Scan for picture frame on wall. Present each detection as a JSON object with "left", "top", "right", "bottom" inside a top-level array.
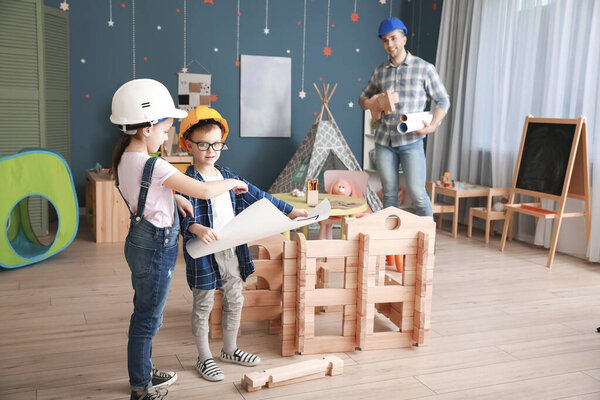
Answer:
[{"left": 240, "top": 54, "right": 291, "bottom": 138}]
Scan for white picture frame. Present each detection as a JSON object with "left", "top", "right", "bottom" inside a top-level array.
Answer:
[{"left": 240, "top": 54, "right": 291, "bottom": 138}]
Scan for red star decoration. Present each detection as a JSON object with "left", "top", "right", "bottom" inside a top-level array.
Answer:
[
  {"left": 357, "top": 77, "right": 362, "bottom": 82},
  {"left": 211, "top": 94, "right": 217, "bottom": 102},
  {"left": 121, "top": 3, "right": 125, "bottom": 8},
  {"left": 237, "top": 12, "right": 242, "bottom": 16},
  {"left": 314, "top": 111, "right": 318, "bottom": 116},
  {"left": 143, "top": 56, "right": 148, "bottom": 61},
  {"left": 331, "top": 24, "right": 335, "bottom": 28},
  {"left": 323, "top": 46, "right": 332, "bottom": 56},
  {"left": 204, "top": 0, "right": 214, "bottom": 4},
  {"left": 319, "top": 77, "right": 323, "bottom": 81},
  {"left": 235, "top": 60, "right": 240, "bottom": 67},
  {"left": 351, "top": 12, "right": 359, "bottom": 22},
  {"left": 85, "top": 93, "right": 90, "bottom": 99},
  {"left": 432, "top": 2, "right": 438, "bottom": 11},
  {"left": 297, "top": 21, "right": 302, "bottom": 26},
  {"left": 176, "top": 8, "right": 180, "bottom": 13}
]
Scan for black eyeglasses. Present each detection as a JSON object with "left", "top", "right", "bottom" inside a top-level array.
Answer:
[{"left": 187, "top": 140, "right": 228, "bottom": 151}]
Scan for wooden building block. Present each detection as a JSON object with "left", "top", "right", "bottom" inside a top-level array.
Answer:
[{"left": 241, "top": 356, "right": 344, "bottom": 392}]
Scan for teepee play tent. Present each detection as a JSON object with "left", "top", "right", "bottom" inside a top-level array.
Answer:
[{"left": 269, "top": 83, "right": 383, "bottom": 211}]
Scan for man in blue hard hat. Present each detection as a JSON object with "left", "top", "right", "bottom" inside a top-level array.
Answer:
[{"left": 359, "top": 17, "right": 450, "bottom": 216}]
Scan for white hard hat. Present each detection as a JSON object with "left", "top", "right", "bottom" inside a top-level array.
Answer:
[{"left": 110, "top": 78, "right": 188, "bottom": 134}]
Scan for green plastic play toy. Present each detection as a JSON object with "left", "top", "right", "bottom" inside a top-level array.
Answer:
[{"left": 1, "top": 149, "right": 78, "bottom": 269}]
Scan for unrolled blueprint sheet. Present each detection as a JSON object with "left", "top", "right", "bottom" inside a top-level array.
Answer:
[{"left": 186, "top": 198, "right": 331, "bottom": 259}]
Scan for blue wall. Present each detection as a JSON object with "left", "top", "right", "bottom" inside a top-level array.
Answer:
[{"left": 43, "top": 0, "right": 442, "bottom": 203}]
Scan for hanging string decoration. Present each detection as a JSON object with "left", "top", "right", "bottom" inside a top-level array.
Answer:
[
  {"left": 323, "top": 0, "right": 332, "bottom": 56},
  {"left": 299, "top": 0, "right": 307, "bottom": 98},
  {"left": 264, "top": 0, "right": 270, "bottom": 34},
  {"left": 181, "top": 0, "right": 188, "bottom": 72},
  {"left": 132, "top": 0, "right": 136, "bottom": 78},
  {"left": 235, "top": 0, "right": 241, "bottom": 67},
  {"left": 351, "top": 0, "right": 359, "bottom": 22},
  {"left": 108, "top": 0, "right": 114, "bottom": 26}
]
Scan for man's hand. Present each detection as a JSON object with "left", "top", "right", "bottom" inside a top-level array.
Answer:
[
  {"left": 174, "top": 194, "right": 194, "bottom": 217},
  {"left": 415, "top": 119, "right": 438, "bottom": 135},
  {"left": 288, "top": 208, "right": 309, "bottom": 219},
  {"left": 189, "top": 223, "right": 219, "bottom": 244},
  {"left": 361, "top": 94, "right": 385, "bottom": 121}
]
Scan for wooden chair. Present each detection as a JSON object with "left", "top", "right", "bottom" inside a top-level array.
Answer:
[
  {"left": 467, "top": 188, "right": 512, "bottom": 243},
  {"left": 426, "top": 181, "right": 455, "bottom": 232}
]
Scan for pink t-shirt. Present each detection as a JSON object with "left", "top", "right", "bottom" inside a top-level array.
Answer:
[{"left": 117, "top": 152, "right": 178, "bottom": 228}]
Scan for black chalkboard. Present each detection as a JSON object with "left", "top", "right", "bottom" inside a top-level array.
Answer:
[{"left": 515, "top": 122, "right": 576, "bottom": 196}]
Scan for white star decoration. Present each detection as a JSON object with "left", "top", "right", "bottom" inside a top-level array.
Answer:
[
  {"left": 157, "top": 26, "right": 162, "bottom": 30},
  {"left": 348, "top": 102, "right": 354, "bottom": 108},
  {"left": 264, "top": 28, "right": 270, "bottom": 35},
  {"left": 108, "top": 20, "right": 115, "bottom": 27},
  {"left": 286, "top": 49, "right": 291, "bottom": 54},
  {"left": 356, "top": 48, "right": 360, "bottom": 52},
  {"left": 214, "top": 48, "right": 219, "bottom": 52},
  {"left": 59, "top": 1, "right": 69, "bottom": 11},
  {"left": 379, "top": 0, "right": 386, "bottom": 4},
  {"left": 299, "top": 91, "right": 306, "bottom": 99},
  {"left": 181, "top": 67, "right": 188, "bottom": 73},
  {"left": 80, "top": 59, "right": 86, "bottom": 64}
]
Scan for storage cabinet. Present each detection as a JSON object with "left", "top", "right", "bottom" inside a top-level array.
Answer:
[{"left": 85, "top": 171, "right": 130, "bottom": 243}]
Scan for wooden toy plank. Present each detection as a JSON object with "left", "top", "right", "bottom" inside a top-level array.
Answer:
[
  {"left": 301, "top": 337, "right": 356, "bottom": 354},
  {"left": 305, "top": 288, "right": 356, "bottom": 306},
  {"left": 367, "top": 285, "right": 415, "bottom": 303},
  {"left": 363, "top": 331, "right": 413, "bottom": 350}
]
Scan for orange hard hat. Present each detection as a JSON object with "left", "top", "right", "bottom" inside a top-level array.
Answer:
[{"left": 179, "top": 106, "right": 229, "bottom": 151}]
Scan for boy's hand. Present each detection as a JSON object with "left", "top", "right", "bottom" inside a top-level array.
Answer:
[
  {"left": 174, "top": 194, "right": 194, "bottom": 217},
  {"left": 232, "top": 179, "right": 248, "bottom": 194},
  {"left": 189, "top": 223, "right": 219, "bottom": 244},
  {"left": 288, "top": 208, "right": 309, "bottom": 219}
]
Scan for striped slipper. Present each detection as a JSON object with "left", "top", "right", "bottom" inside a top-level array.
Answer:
[
  {"left": 195, "top": 358, "right": 224, "bottom": 382},
  {"left": 220, "top": 348, "right": 261, "bottom": 367}
]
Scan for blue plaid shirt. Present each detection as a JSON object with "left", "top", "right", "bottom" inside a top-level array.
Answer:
[
  {"left": 361, "top": 53, "right": 450, "bottom": 147},
  {"left": 179, "top": 164, "right": 293, "bottom": 290}
]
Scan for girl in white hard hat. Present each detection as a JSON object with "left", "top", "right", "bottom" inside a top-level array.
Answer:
[{"left": 110, "top": 79, "right": 248, "bottom": 400}]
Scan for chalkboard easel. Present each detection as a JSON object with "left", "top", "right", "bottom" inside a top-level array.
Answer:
[{"left": 499, "top": 116, "right": 590, "bottom": 268}]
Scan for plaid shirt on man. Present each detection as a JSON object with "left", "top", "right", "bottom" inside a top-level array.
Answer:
[
  {"left": 361, "top": 52, "right": 450, "bottom": 147},
  {"left": 179, "top": 165, "right": 293, "bottom": 290}
]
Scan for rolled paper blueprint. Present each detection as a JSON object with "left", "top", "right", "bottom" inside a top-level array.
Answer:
[
  {"left": 400, "top": 111, "right": 434, "bottom": 122},
  {"left": 398, "top": 112, "right": 433, "bottom": 134}
]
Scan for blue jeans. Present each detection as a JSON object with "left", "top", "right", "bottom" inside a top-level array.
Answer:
[
  {"left": 375, "top": 139, "right": 432, "bottom": 217},
  {"left": 125, "top": 217, "right": 180, "bottom": 392}
]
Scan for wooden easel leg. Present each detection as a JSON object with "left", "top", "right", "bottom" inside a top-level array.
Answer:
[
  {"left": 484, "top": 219, "right": 491, "bottom": 244},
  {"left": 547, "top": 217, "right": 563, "bottom": 268},
  {"left": 499, "top": 209, "right": 513, "bottom": 251}
]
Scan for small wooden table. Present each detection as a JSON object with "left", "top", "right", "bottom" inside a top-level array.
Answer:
[
  {"left": 429, "top": 182, "right": 490, "bottom": 238},
  {"left": 272, "top": 193, "right": 368, "bottom": 238}
]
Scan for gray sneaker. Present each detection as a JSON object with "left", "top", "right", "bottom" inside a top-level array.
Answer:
[
  {"left": 151, "top": 369, "right": 177, "bottom": 388},
  {"left": 130, "top": 388, "right": 168, "bottom": 400}
]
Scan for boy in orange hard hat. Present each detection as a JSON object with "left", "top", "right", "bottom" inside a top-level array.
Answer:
[{"left": 177, "top": 106, "right": 307, "bottom": 382}]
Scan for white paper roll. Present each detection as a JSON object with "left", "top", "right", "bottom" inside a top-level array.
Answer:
[
  {"left": 400, "top": 111, "right": 433, "bottom": 122},
  {"left": 398, "top": 112, "right": 433, "bottom": 134}
]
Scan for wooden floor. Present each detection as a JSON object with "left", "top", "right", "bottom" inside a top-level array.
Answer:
[{"left": 1, "top": 222, "right": 600, "bottom": 400}]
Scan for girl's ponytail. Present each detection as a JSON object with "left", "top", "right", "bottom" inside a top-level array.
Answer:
[{"left": 111, "top": 134, "right": 132, "bottom": 178}]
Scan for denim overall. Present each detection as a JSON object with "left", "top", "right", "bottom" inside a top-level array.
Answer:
[{"left": 118, "top": 157, "right": 180, "bottom": 392}]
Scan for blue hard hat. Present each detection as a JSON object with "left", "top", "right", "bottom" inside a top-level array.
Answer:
[{"left": 378, "top": 17, "right": 407, "bottom": 37}]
